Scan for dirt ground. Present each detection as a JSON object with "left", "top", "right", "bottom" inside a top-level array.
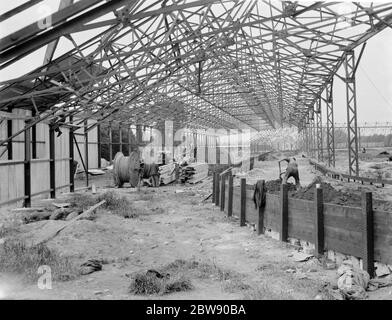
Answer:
[{"left": 1, "top": 151, "right": 392, "bottom": 300}]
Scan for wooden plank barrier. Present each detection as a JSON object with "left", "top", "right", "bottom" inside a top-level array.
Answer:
[{"left": 213, "top": 176, "right": 392, "bottom": 277}]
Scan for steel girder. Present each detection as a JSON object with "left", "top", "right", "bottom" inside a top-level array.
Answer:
[
  {"left": 315, "top": 98, "right": 323, "bottom": 162},
  {"left": 325, "top": 80, "right": 335, "bottom": 167},
  {"left": 1, "top": 1, "right": 392, "bottom": 134},
  {"left": 344, "top": 50, "right": 360, "bottom": 177}
]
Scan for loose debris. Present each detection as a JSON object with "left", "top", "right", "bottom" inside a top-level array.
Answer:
[
  {"left": 337, "top": 261, "right": 370, "bottom": 300},
  {"left": 80, "top": 259, "right": 103, "bottom": 275},
  {"left": 33, "top": 200, "right": 106, "bottom": 246},
  {"left": 180, "top": 163, "right": 208, "bottom": 184},
  {"left": 292, "top": 252, "right": 314, "bottom": 262},
  {"left": 159, "top": 163, "right": 177, "bottom": 185}
]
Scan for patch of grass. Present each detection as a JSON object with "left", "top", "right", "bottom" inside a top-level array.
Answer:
[
  {"left": 129, "top": 259, "right": 247, "bottom": 296},
  {"left": 98, "top": 191, "right": 137, "bottom": 218},
  {"left": 67, "top": 191, "right": 137, "bottom": 218},
  {"left": 162, "top": 259, "right": 235, "bottom": 281},
  {"left": 0, "top": 224, "right": 19, "bottom": 238},
  {"left": 68, "top": 193, "right": 97, "bottom": 210},
  {"left": 164, "top": 276, "right": 193, "bottom": 293},
  {"left": 223, "top": 277, "right": 251, "bottom": 293},
  {"left": 138, "top": 193, "right": 154, "bottom": 202},
  {"left": 129, "top": 273, "right": 164, "bottom": 295},
  {"left": 242, "top": 284, "right": 295, "bottom": 300},
  {"left": 0, "top": 239, "right": 78, "bottom": 283},
  {"left": 129, "top": 272, "right": 193, "bottom": 295}
]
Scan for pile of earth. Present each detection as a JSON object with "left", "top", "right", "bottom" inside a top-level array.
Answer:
[
  {"left": 265, "top": 179, "right": 297, "bottom": 193},
  {"left": 290, "top": 179, "right": 362, "bottom": 207},
  {"left": 265, "top": 178, "right": 392, "bottom": 211}
]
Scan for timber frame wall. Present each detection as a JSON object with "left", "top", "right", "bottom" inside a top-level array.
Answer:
[
  {"left": 0, "top": 109, "right": 98, "bottom": 207},
  {"left": 213, "top": 171, "right": 392, "bottom": 277}
]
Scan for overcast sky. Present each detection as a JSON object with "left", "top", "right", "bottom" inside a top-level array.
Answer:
[{"left": 1, "top": 0, "right": 392, "bottom": 126}]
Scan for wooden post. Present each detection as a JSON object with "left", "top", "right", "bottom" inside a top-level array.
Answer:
[
  {"left": 280, "top": 183, "right": 288, "bottom": 242},
  {"left": 315, "top": 185, "right": 324, "bottom": 256},
  {"left": 362, "top": 192, "right": 374, "bottom": 277},
  {"left": 240, "top": 178, "right": 246, "bottom": 226},
  {"left": 212, "top": 172, "right": 216, "bottom": 203},
  {"left": 228, "top": 174, "right": 233, "bottom": 217},
  {"left": 215, "top": 172, "right": 220, "bottom": 206},
  {"left": 49, "top": 124, "right": 56, "bottom": 199},
  {"left": 69, "top": 119, "right": 74, "bottom": 193},
  {"left": 24, "top": 121, "right": 31, "bottom": 208},
  {"left": 257, "top": 179, "right": 265, "bottom": 235},
  {"left": 220, "top": 173, "right": 225, "bottom": 211}
]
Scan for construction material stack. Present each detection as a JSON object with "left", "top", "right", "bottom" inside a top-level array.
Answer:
[
  {"left": 180, "top": 162, "right": 208, "bottom": 184},
  {"left": 159, "top": 163, "right": 177, "bottom": 185}
]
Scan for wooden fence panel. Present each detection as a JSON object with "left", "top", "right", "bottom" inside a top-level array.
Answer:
[
  {"left": 264, "top": 193, "right": 280, "bottom": 231},
  {"left": 287, "top": 198, "right": 314, "bottom": 243},
  {"left": 374, "top": 209, "right": 392, "bottom": 265},
  {"left": 324, "top": 203, "right": 363, "bottom": 257}
]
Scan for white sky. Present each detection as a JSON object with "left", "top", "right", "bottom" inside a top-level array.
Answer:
[{"left": 0, "top": 0, "right": 392, "bottom": 125}]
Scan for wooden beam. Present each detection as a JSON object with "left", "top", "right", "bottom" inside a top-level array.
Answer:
[
  {"left": 240, "top": 178, "right": 246, "bottom": 227},
  {"left": 228, "top": 174, "right": 233, "bottom": 217},
  {"left": 362, "top": 192, "right": 374, "bottom": 277},
  {"left": 280, "top": 183, "right": 288, "bottom": 242},
  {"left": 24, "top": 121, "right": 32, "bottom": 208},
  {"left": 314, "top": 185, "right": 324, "bottom": 256}
]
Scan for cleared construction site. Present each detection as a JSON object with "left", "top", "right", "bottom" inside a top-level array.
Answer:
[{"left": 0, "top": 0, "right": 392, "bottom": 301}]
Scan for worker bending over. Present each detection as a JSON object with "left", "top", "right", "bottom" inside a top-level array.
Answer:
[{"left": 279, "top": 157, "right": 300, "bottom": 190}]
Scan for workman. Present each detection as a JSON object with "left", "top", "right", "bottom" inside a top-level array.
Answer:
[{"left": 279, "top": 157, "right": 300, "bottom": 189}]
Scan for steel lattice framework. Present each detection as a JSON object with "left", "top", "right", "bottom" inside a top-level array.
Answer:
[{"left": 1, "top": 0, "right": 392, "bottom": 136}]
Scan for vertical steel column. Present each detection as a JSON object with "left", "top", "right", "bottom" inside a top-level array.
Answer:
[
  {"left": 315, "top": 98, "right": 323, "bottom": 162},
  {"left": 109, "top": 122, "right": 113, "bottom": 163},
  {"left": 97, "top": 124, "right": 101, "bottom": 168},
  {"left": 24, "top": 121, "right": 31, "bottom": 207},
  {"left": 309, "top": 108, "right": 314, "bottom": 158},
  {"left": 7, "top": 107, "right": 13, "bottom": 160},
  {"left": 119, "top": 124, "right": 123, "bottom": 153},
  {"left": 49, "top": 124, "right": 56, "bottom": 198},
  {"left": 128, "top": 126, "right": 131, "bottom": 155},
  {"left": 69, "top": 116, "right": 74, "bottom": 193},
  {"left": 31, "top": 110, "right": 37, "bottom": 159},
  {"left": 325, "top": 80, "right": 335, "bottom": 167},
  {"left": 344, "top": 50, "right": 359, "bottom": 177},
  {"left": 84, "top": 120, "right": 89, "bottom": 187}
]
